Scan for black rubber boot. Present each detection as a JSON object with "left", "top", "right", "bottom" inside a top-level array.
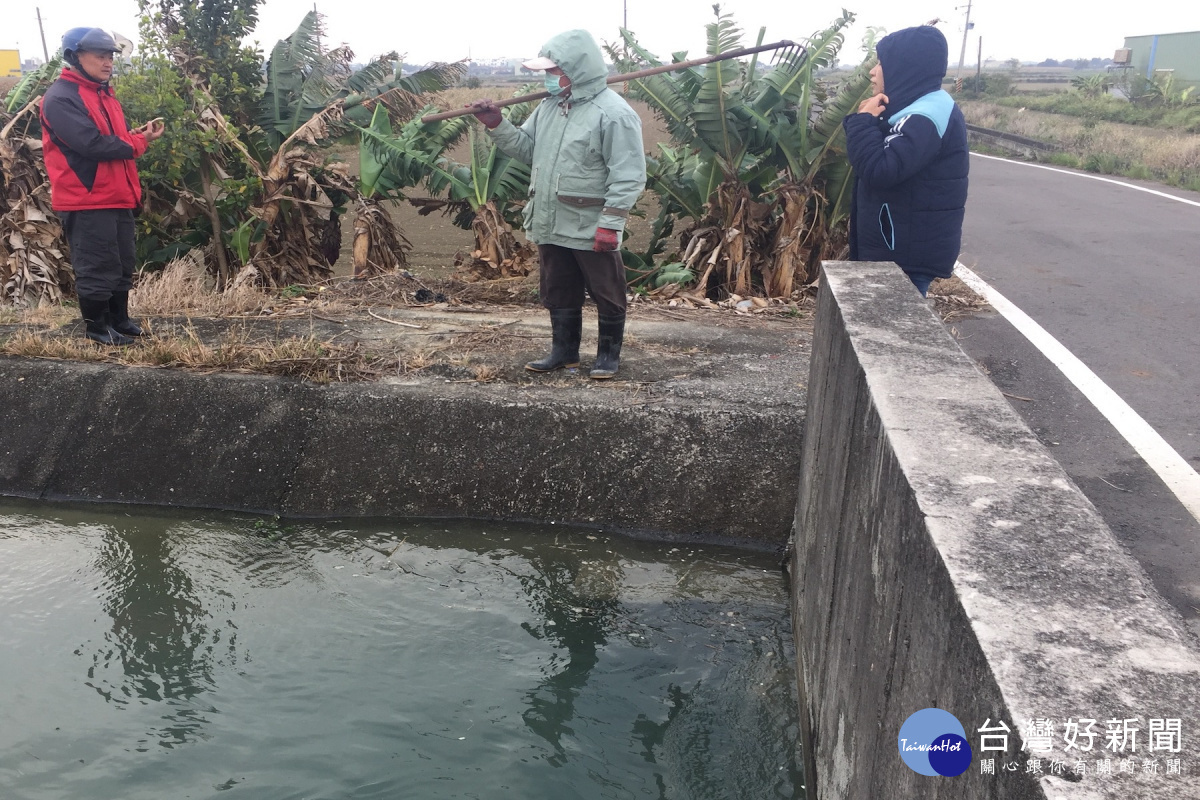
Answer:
[
  {"left": 589, "top": 314, "right": 625, "bottom": 380},
  {"left": 108, "top": 291, "right": 144, "bottom": 337},
  {"left": 525, "top": 308, "right": 582, "bottom": 372},
  {"left": 80, "top": 297, "right": 134, "bottom": 346}
]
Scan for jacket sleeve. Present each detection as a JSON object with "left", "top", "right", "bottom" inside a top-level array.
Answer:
[
  {"left": 41, "top": 92, "right": 143, "bottom": 162},
  {"left": 487, "top": 107, "right": 539, "bottom": 165},
  {"left": 843, "top": 112, "right": 942, "bottom": 190},
  {"left": 598, "top": 113, "right": 646, "bottom": 233}
]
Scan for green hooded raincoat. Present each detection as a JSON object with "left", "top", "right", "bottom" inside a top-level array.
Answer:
[{"left": 488, "top": 30, "right": 647, "bottom": 251}]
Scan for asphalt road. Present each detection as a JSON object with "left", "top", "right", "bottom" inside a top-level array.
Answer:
[{"left": 953, "top": 153, "right": 1200, "bottom": 638}]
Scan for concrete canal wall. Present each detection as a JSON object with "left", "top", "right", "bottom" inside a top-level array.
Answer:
[
  {"left": 792, "top": 262, "right": 1200, "bottom": 799},
  {"left": 0, "top": 326, "right": 804, "bottom": 547}
]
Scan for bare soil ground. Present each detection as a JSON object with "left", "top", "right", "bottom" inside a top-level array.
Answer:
[
  {"left": 0, "top": 271, "right": 818, "bottom": 392},
  {"left": 0, "top": 268, "right": 979, "bottom": 387}
]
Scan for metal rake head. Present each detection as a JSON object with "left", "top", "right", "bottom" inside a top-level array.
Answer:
[{"left": 768, "top": 40, "right": 807, "bottom": 67}]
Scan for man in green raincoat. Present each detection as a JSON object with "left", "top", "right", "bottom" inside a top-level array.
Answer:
[{"left": 470, "top": 29, "right": 646, "bottom": 379}]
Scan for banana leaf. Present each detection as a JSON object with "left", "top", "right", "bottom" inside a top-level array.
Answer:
[
  {"left": 615, "top": 31, "right": 698, "bottom": 146},
  {"left": 345, "top": 53, "right": 401, "bottom": 94},
  {"left": 692, "top": 10, "right": 746, "bottom": 168},
  {"left": 359, "top": 104, "right": 393, "bottom": 198},
  {"left": 753, "top": 11, "right": 853, "bottom": 116},
  {"left": 259, "top": 11, "right": 328, "bottom": 144},
  {"left": 806, "top": 58, "right": 875, "bottom": 182},
  {"left": 4, "top": 57, "right": 62, "bottom": 114}
]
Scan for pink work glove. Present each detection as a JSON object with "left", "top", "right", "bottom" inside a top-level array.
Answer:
[
  {"left": 468, "top": 99, "right": 503, "bottom": 129},
  {"left": 593, "top": 227, "right": 620, "bottom": 252}
]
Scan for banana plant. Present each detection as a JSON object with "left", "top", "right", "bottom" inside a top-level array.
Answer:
[
  {"left": 1071, "top": 73, "right": 1112, "bottom": 100},
  {"left": 610, "top": 8, "right": 874, "bottom": 298},
  {"left": 357, "top": 93, "right": 540, "bottom": 278},
  {"left": 243, "top": 11, "right": 467, "bottom": 280},
  {"left": 3, "top": 56, "right": 62, "bottom": 116},
  {"left": 428, "top": 126, "right": 535, "bottom": 276},
  {"left": 259, "top": 11, "right": 466, "bottom": 148},
  {"left": 349, "top": 103, "right": 471, "bottom": 277}
]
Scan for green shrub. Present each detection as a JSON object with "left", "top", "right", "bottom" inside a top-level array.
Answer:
[
  {"left": 960, "top": 73, "right": 1013, "bottom": 98},
  {"left": 1083, "top": 153, "right": 1130, "bottom": 174},
  {"left": 1121, "top": 164, "right": 1153, "bottom": 181},
  {"left": 1044, "top": 152, "right": 1081, "bottom": 169},
  {"left": 995, "top": 91, "right": 1199, "bottom": 131}
]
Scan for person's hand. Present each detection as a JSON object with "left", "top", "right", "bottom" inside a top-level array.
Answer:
[
  {"left": 136, "top": 118, "right": 166, "bottom": 142},
  {"left": 858, "top": 93, "right": 888, "bottom": 117},
  {"left": 467, "top": 99, "right": 502, "bottom": 129},
  {"left": 593, "top": 227, "right": 620, "bottom": 252}
]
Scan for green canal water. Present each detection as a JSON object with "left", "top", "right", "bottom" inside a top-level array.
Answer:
[{"left": 0, "top": 500, "right": 802, "bottom": 799}]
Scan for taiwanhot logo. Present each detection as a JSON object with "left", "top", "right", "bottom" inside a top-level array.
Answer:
[{"left": 898, "top": 708, "right": 973, "bottom": 777}]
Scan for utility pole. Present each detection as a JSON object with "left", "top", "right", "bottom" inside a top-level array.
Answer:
[
  {"left": 37, "top": 7, "right": 50, "bottom": 63},
  {"left": 623, "top": 0, "right": 627, "bottom": 30},
  {"left": 955, "top": 0, "right": 973, "bottom": 81},
  {"left": 976, "top": 36, "right": 982, "bottom": 84}
]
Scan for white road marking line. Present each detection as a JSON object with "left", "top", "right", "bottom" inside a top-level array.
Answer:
[
  {"left": 971, "top": 152, "right": 1200, "bottom": 208},
  {"left": 955, "top": 263, "right": 1200, "bottom": 526}
]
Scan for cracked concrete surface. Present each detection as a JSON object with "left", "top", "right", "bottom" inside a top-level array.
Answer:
[{"left": 792, "top": 262, "right": 1200, "bottom": 799}]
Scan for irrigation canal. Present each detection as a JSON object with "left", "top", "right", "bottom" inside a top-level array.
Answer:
[{"left": 0, "top": 499, "right": 803, "bottom": 798}]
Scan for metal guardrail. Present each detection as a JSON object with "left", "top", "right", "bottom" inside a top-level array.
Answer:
[{"left": 965, "top": 123, "right": 1060, "bottom": 156}]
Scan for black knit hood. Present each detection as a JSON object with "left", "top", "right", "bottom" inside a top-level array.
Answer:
[{"left": 877, "top": 26, "right": 948, "bottom": 114}]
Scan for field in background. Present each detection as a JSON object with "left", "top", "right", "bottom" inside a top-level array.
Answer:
[
  {"left": 960, "top": 100, "right": 1200, "bottom": 189},
  {"left": 1001, "top": 66, "right": 1077, "bottom": 94}
]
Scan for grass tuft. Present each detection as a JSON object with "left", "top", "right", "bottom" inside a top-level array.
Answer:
[
  {"left": 0, "top": 323, "right": 382, "bottom": 384},
  {"left": 131, "top": 254, "right": 270, "bottom": 317}
]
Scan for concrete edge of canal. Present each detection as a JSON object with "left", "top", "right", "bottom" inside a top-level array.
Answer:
[
  {"left": 0, "top": 313, "right": 807, "bottom": 549},
  {"left": 793, "top": 261, "right": 1200, "bottom": 799}
]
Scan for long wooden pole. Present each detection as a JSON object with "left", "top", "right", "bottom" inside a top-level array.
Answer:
[{"left": 420, "top": 39, "right": 801, "bottom": 124}]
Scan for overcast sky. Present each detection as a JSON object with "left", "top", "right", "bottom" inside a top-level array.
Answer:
[{"left": 6, "top": 0, "right": 1199, "bottom": 68}]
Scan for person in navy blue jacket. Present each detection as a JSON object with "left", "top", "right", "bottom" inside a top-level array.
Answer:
[{"left": 843, "top": 25, "right": 969, "bottom": 296}]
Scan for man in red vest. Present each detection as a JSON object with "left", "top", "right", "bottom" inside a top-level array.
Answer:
[{"left": 40, "top": 27, "right": 164, "bottom": 345}]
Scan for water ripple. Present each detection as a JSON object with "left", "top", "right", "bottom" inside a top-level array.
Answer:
[{"left": 0, "top": 504, "right": 802, "bottom": 799}]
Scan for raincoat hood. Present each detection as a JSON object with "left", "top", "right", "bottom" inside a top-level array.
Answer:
[
  {"left": 537, "top": 29, "right": 608, "bottom": 102},
  {"left": 877, "top": 26, "right": 948, "bottom": 115}
]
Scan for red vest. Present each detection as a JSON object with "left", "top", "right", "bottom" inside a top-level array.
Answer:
[{"left": 40, "top": 68, "right": 147, "bottom": 211}]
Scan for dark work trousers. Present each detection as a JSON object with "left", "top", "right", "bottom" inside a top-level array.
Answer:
[
  {"left": 536, "top": 243, "right": 627, "bottom": 318},
  {"left": 60, "top": 208, "right": 136, "bottom": 301}
]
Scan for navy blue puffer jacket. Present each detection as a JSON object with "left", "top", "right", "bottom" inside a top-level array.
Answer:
[{"left": 843, "top": 26, "right": 969, "bottom": 281}]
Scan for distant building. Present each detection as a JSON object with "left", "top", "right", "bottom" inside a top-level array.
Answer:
[
  {"left": 1121, "top": 30, "right": 1200, "bottom": 89},
  {"left": 462, "top": 58, "right": 529, "bottom": 77},
  {"left": 1, "top": 49, "right": 21, "bottom": 78}
]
